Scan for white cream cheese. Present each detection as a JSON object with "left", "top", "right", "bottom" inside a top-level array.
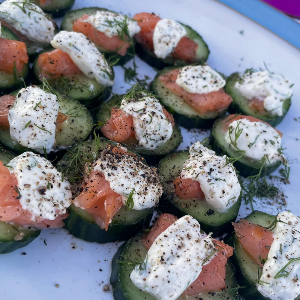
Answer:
[
  {"left": 130, "top": 215, "right": 215, "bottom": 300},
  {"left": 82, "top": 11, "right": 140, "bottom": 38},
  {"left": 225, "top": 119, "right": 284, "bottom": 164},
  {"left": 51, "top": 31, "right": 114, "bottom": 87},
  {"left": 0, "top": 0, "right": 55, "bottom": 43},
  {"left": 153, "top": 19, "right": 187, "bottom": 59},
  {"left": 8, "top": 86, "right": 59, "bottom": 154},
  {"left": 8, "top": 152, "right": 72, "bottom": 221},
  {"left": 91, "top": 145, "right": 162, "bottom": 210},
  {"left": 258, "top": 211, "right": 300, "bottom": 300},
  {"left": 234, "top": 71, "right": 293, "bottom": 117},
  {"left": 176, "top": 65, "right": 226, "bottom": 94},
  {"left": 180, "top": 142, "right": 241, "bottom": 212},
  {"left": 120, "top": 96, "right": 173, "bottom": 150}
]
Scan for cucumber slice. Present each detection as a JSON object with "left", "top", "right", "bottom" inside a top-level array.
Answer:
[
  {"left": 111, "top": 233, "right": 239, "bottom": 300},
  {"left": 96, "top": 95, "right": 182, "bottom": 165},
  {"left": 135, "top": 23, "right": 209, "bottom": 70},
  {"left": 30, "top": 0, "right": 75, "bottom": 18},
  {"left": 0, "top": 89, "right": 93, "bottom": 154},
  {"left": 32, "top": 56, "right": 113, "bottom": 107},
  {"left": 158, "top": 151, "right": 241, "bottom": 236},
  {"left": 0, "top": 26, "right": 30, "bottom": 96},
  {"left": 211, "top": 115, "right": 282, "bottom": 177},
  {"left": 226, "top": 210, "right": 299, "bottom": 300},
  {"left": 150, "top": 66, "right": 227, "bottom": 129},
  {"left": 226, "top": 73, "right": 292, "bottom": 127},
  {"left": 0, "top": 221, "right": 40, "bottom": 254},
  {"left": 56, "top": 138, "right": 153, "bottom": 243},
  {"left": 61, "top": 7, "right": 135, "bottom": 65},
  {"left": 0, "top": 148, "right": 40, "bottom": 254},
  {"left": 0, "top": 145, "right": 16, "bottom": 165}
]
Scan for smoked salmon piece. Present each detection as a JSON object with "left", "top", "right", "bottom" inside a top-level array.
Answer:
[
  {"left": 249, "top": 97, "right": 267, "bottom": 115},
  {"left": 133, "top": 12, "right": 198, "bottom": 62},
  {"left": 173, "top": 177, "right": 205, "bottom": 200},
  {"left": 233, "top": 219, "right": 274, "bottom": 267},
  {"left": 0, "top": 38, "right": 28, "bottom": 73},
  {"left": 159, "top": 69, "right": 232, "bottom": 115},
  {"left": 222, "top": 114, "right": 282, "bottom": 136},
  {"left": 0, "top": 95, "right": 16, "bottom": 127},
  {"left": 101, "top": 107, "right": 174, "bottom": 143},
  {"left": 0, "top": 161, "right": 67, "bottom": 229},
  {"left": 37, "top": 49, "right": 82, "bottom": 79},
  {"left": 74, "top": 166, "right": 123, "bottom": 231},
  {"left": 143, "top": 213, "right": 233, "bottom": 295},
  {"left": 73, "top": 14, "right": 131, "bottom": 56}
]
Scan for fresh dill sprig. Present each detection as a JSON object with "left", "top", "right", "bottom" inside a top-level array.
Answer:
[
  {"left": 279, "top": 164, "right": 290, "bottom": 184},
  {"left": 125, "top": 188, "right": 135, "bottom": 211},
  {"left": 274, "top": 257, "right": 300, "bottom": 279}
]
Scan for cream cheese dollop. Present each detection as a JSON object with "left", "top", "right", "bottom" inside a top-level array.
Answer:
[
  {"left": 0, "top": 0, "right": 55, "bottom": 43},
  {"left": 8, "top": 152, "right": 72, "bottom": 221},
  {"left": 153, "top": 19, "right": 187, "bottom": 59},
  {"left": 234, "top": 70, "right": 293, "bottom": 117},
  {"left": 130, "top": 215, "right": 215, "bottom": 300},
  {"left": 8, "top": 86, "right": 59, "bottom": 154},
  {"left": 51, "top": 31, "right": 114, "bottom": 87}
]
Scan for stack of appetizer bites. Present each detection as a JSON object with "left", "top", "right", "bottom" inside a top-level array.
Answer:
[{"left": 0, "top": 1, "right": 298, "bottom": 299}]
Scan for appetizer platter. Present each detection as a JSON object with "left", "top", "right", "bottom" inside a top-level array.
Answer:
[{"left": 0, "top": 0, "right": 300, "bottom": 299}]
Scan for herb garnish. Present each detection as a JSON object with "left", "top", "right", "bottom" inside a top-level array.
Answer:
[
  {"left": 24, "top": 120, "right": 31, "bottom": 129},
  {"left": 125, "top": 188, "right": 135, "bottom": 211},
  {"left": 274, "top": 258, "right": 300, "bottom": 279}
]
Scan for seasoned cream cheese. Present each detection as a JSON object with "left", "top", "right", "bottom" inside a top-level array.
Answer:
[
  {"left": 153, "top": 19, "right": 187, "bottom": 59},
  {"left": 130, "top": 215, "right": 215, "bottom": 300},
  {"left": 176, "top": 65, "right": 226, "bottom": 94},
  {"left": 8, "top": 86, "right": 59, "bottom": 154},
  {"left": 0, "top": 0, "right": 55, "bottom": 43},
  {"left": 92, "top": 145, "right": 162, "bottom": 210},
  {"left": 225, "top": 119, "right": 284, "bottom": 164},
  {"left": 234, "top": 71, "right": 293, "bottom": 117},
  {"left": 82, "top": 11, "right": 140, "bottom": 38},
  {"left": 180, "top": 142, "right": 241, "bottom": 212},
  {"left": 51, "top": 31, "right": 114, "bottom": 87},
  {"left": 8, "top": 152, "right": 72, "bottom": 221},
  {"left": 120, "top": 96, "right": 173, "bottom": 150},
  {"left": 258, "top": 211, "right": 300, "bottom": 300}
]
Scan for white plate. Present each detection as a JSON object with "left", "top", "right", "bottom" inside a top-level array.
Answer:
[{"left": 1, "top": 0, "right": 300, "bottom": 299}]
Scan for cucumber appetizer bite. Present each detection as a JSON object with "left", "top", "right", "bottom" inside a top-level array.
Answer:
[
  {"left": 57, "top": 139, "right": 161, "bottom": 243},
  {"left": 33, "top": 31, "right": 114, "bottom": 106},
  {"left": 97, "top": 87, "right": 182, "bottom": 164},
  {"left": 133, "top": 12, "right": 209, "bottom": 69},
  {"left": 226, "top": 68, "right": 293, "bottom": 126},
  {"left": 0, "top": 0, "right": 57, "bottom": 59},
  {"left": 30, "top": 0, "right": 75, "bottom": 18},
  {"left": 111, "top": 214, "right": 239, "bottom": 300},
  {"left": 159, "top": 141, "right": 241, "bottom": 235},
  {"left": 61, "top": 7, "right": 140, "bottom": 65},
  {"left": 0, "top": 24, "right": 29, "bottom": 95},
  {"left": 0, "top": 151, "right": 72, "bottom": 254},
  {"left": 229, "top": 210, "right": 300, "bottom": 300},
  {"left": 151, "top": 65, "right": 233, "bottom": 128},
  {"left": 211, "top": 114, "right": 286, "bottom": 177},
  {"left": 0, "top": 85, "right": 93, "bottom": 154}
]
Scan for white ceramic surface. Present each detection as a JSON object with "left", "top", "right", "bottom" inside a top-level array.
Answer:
[{"left": 1, "top": 0, "right": 300, "bottom": 299}]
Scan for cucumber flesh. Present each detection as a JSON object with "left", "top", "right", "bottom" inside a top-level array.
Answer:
[
  {"left": 135, "top": 23, "right": 210, "bottom": 70},
  {"left": 111, "top": 233, "right": 239, "bottom": 300},
  {"left": 96, "top": 95, "right": 182, "bottom": 164},
  {"left": 33, "top": 56, "right": 112, "bottom": 106},
  {"left": 158, "top": 151, "right": 241, "bottom": 236},
  {"left": 226, "top": 73, "right": 291, "bottom": 127},
  {"left": 211, "top": 115, "right": 281, "bottom": 177},
  {"left": 30, "top": 0, "right": 75, "bottom": 18},
  {"left": 151, "top": 67, "right": 226, "bottom": 129},
  {"left": 61, "top": 7, "right": 135, "bottom": 65},
  {"left": 57, "top": 138, "right": 153, "bottom": 243},
  {"left": 0, "top": 89, "right": 93, "bottom": 154},
  {"left": 0, "top": 145, "right": 16, "bottom": 165}
]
